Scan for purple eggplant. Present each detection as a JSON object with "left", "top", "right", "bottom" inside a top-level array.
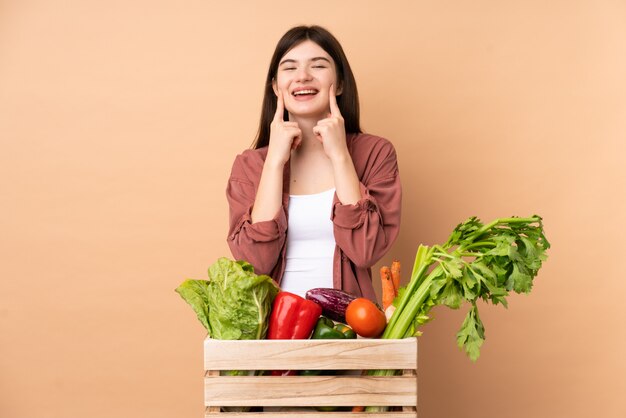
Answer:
[{"left": 305, "top": 288, "right": 357, "bottom": 323}]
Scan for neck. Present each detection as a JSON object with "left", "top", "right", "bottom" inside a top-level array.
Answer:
[{"left": 288, "top": 113, "right": 326, "bottom": 152}]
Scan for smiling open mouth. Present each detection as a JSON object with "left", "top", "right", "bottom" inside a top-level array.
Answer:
[{"left": 292, "top": 89, "right": 319, "bottom": 97}]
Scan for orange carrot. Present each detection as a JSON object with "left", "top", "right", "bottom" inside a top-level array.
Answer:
[
  {"left": 391, "top": 260, "right": 401, "bottom": 296},
  {"left": 380, "top": 266, "right": 394, "bottom": 310}
]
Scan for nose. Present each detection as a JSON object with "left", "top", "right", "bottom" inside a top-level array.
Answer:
[{"left": 294, "top": 66, "right": 313, "bottom": 82}]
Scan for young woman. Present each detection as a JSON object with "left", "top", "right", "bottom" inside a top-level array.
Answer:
[{"left": 226, "top": 25, "right": 401, "bottom": 302}]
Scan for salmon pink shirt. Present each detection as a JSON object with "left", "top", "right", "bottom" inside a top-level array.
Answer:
[{"left": 226, "top": 132, "right": 402, "bottom": 302}]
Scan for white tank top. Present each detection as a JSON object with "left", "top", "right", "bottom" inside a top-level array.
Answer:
[{"left": 280, "top": 188, "right": 336, "bottom": 297}]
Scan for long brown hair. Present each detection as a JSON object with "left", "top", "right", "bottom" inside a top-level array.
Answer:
[{"left": 252, "top": 25, "right": 362, "bottom": 149}]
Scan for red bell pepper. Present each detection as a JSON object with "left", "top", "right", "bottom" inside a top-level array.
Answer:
[
  {"left": 268, "top": 291, "right": 322, "bottom": 339},
  {"left": 267, "top": 291, "right": 322, "bottom": 376}
]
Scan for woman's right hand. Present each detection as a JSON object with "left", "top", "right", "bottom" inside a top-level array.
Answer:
[{"left": 266, "top": 90, "right": 301, "bottom": 167}]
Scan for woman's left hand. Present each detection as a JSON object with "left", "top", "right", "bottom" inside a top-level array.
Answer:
[{"left": 313, "top": 84, "right": 349, "bottom": 162}]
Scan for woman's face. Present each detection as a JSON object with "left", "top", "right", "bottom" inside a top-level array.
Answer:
[{"left": 272, "top": 40, "right": 342, "bottom": 120}]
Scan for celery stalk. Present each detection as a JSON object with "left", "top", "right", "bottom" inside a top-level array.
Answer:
[{"left": 364, "top": 215, "right": 549, "bottom": 413}]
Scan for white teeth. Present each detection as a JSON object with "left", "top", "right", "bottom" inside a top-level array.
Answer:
[{"left": 293, "top": 89, "right": 318, "bottom": 96}]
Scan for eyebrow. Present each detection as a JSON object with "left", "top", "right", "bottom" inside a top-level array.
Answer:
[{"left": 279, "top": 57, "right": 332, "bottom": 66}]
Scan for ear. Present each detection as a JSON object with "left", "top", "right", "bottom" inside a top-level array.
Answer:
[
  {"left": 336, "top": 81, "right": 343, "bottom": 96},
  {"left": 272, "top": 78, "right": 278, "bottom": 96}
]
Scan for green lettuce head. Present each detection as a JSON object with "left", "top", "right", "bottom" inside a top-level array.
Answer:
[{"left": 175, "top": 257, "right": 279, "bottom": 340}]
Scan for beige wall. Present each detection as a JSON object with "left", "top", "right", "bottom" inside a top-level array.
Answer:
[{"left": 1, "top": 1, "right": 625, "bottom": 417}]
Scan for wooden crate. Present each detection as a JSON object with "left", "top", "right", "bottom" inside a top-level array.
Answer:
[{"left": 204, "top": 337, "right": 418, "bottom": 417}]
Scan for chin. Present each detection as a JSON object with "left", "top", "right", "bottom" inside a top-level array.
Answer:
[
  {"left": 289, "top": 112, "right": 327, "bottom": 121},
  {"left": 287, "top": 105, "right": 328, "bottom": 119}
]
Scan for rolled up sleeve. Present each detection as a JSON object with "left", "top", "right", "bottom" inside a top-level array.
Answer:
[
  {"left": 226, "top": 156, "right": 287, "bottom": 276},
  {"left": 331, "top": 142, "right": 401, "bottom": 268}
]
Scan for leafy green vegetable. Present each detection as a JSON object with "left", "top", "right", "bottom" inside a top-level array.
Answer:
[
  {"left": 176, "top": 257, "right": 279, "bottom": 411},
  {"left": 175, "top": 257, "right": 279, "bottom": 340},
  {"left": 383, "top": 215, "right": 549, "bottom": 359},
  {"left": 365, "top": 215, "right": 549, "bottom": 412},
  {"left": 175, "top": 279, "right": 211, "bottom": 331}
]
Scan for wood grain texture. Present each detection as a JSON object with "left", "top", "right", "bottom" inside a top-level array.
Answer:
[
  {"left": 204, "top": 375, "right": 416, "bottom": 407},
  {"left": 204, "top": 338, "right": 417, "bottom": 370},
  {"left": 204, "top": 338, "right": 418, "bottom": 415},
  {"left": 402, "top": 369, "right": 418, "bottom": 412},
  {"left": 205, "top": 370, "right": 221, "bottom": 413}
]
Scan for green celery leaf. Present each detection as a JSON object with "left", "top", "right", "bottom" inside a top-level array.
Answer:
[
  {"left": 490, "top": 294, "right": 509, "bottom": 308},
  {"left": 429, "top": 277, "right": 447, "bottom": 300},
  {"left": 443, "top": 258, "right": 464, "bottom": 279},
  {"left": 461, "top": 270, "right": 477, "bottom": 300},
  {"left": 440, "top": 281, "right": 463, "bottom": 309},
  {"left": 472, "top": 261, "right": 497, "bottom": 282},
  {"left": 486, "top": 235, "right": 516, "bottom": 257},
  {"left": 508, "top": 263, "right": 533, "bottom": 293},
  {"left": 490, "top": 261, "right": 509, "bottom": 287},
  {"left": 456, "top": 304, "right": 485, "bottom": 361}
]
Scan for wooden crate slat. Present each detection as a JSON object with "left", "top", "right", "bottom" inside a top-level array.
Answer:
[
  {"left": 205, "top": 411, "right": 416, "bottom": 417},
  {"left": 205, "top": 370, "right": 221, "bottom": 413},
  {"left": 402, "top": 369, "right": 417, "bottom": 413},
  {"left": 204, "top": 375, "right": 417, "bottom": 407},
  {"left": 204, "top": 338, "right": 417, "bottom": 370}
]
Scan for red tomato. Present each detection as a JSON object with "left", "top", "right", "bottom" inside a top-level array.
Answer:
[{"left": 345, "top": 298, "right": 386, "bottom": 338}]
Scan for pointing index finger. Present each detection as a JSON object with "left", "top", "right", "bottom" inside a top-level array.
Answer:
[
  {"left": 329, "top": 83, "right": 341, "bottom": 117},
  {"left": 274, "top": 90, "right": 284, "bottom": 122}
]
